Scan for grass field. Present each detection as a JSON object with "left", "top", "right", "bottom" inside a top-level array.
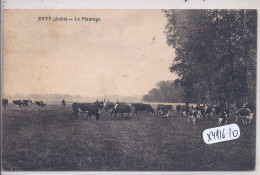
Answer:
[{"left": 2, "top": 103, "right": 256, "bottom": 171}]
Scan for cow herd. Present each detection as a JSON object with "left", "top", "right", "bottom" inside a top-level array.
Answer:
[
  {"left": 70, "top": 102, "right": 154, "bottom": 120},
  {"left": 2, "top": 98, "right": 254, "bottom": 126},
  {"left": 174, "top": 104, "right": 254, "bottom": 125},
  {"left": 2, "top": 98, "right": 46, "bottom": 111},
  {"left": 69, "top": 101, "right": 254, "bottom": 126}
]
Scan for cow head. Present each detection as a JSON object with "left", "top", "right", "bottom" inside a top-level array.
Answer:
[
  {"left": 218, "top": 118, "right": 224, "bottom": 125},
  {"left": 150, "top": 108, "right": 155, "bottom": 116},
  {"left": 248, "top": 113, "right": 254, "bottom": 120}
]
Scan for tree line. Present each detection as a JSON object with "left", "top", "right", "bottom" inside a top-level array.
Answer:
[
  {"left": 142, "top": 80, "right": 184, "bottom": 103},
  {"left": 143, "top": 10, "right": 256, "bottom": 110}
]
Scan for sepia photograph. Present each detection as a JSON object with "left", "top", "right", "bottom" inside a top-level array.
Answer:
[{"left": 1, "top": 8, "right": 257, "bottom": 172}]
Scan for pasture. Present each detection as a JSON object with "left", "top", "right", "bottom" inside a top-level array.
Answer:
[{"left": 2, "top": 103, "right": 256, "bottom": 171}]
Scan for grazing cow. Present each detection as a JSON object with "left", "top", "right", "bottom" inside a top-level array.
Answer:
[
  {"left": 236, "top": 107, "right": 254, "bottom": 124},
  {"left": 159, "top": 105, "right": 174, "bottom": 118},
  {"left": 204, "top": 106, "right": 214, "bottom": 121},
  {"left": 176, "top": 105, "right": 182, "bottom": 114},
  {"left": 23, "top": 100, "right": 32, "bottom": 110},
  {"left": 181, "top": 105, "right": 189, "bottom": 116},
  {"left": 188, "top": 108, "right": 201, "bottom": 124},
  {"left": 12, "top": 100, "right": 24, "bottom": 110},
  {"left": 217, "top": 109, "right": 232, "bottom": 125},
  {"left": 195, "top": 105, "right": 213, "bottom": 121},
  {"left": 62, "top": 99, "right": 66, "bottom": 109},
  {"left": 197, "top": 106, "right": 205, "bottom": 120},
  {"left": 157, "top": 104, "right": 173, "bottom": 116},
  {"left": 71, "top": 103, "right": 100, "bottom": 120},
  {"left": 104, "top": 101, "right": 115, "bottom": 112},
  {"left": 111, "top": 103, "right": 131, "bottom": 119},
  {"left": 35, "top": 101, "right": 47, "bottom": 111},
  {"left": 131, "top": 103, "right": 155, "bottom": 116}
]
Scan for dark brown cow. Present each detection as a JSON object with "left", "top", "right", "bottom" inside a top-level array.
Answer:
[
  {"left": 71, "top": 103, "right": 100, "bottom": 120},
  {"left": 111, "top": 103, "right": 131, "bottom": 119}
]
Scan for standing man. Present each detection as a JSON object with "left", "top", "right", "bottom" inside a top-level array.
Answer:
[
  {"left": 62, "top": 99, "right": 66, "bottom": 109},
  {"left": 185, "top": 102, "right": 190, "bottom": 116}
]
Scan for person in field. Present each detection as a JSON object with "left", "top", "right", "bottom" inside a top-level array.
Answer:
[{"left": 62, "top": 99, "right": 66, "bottom": 109}]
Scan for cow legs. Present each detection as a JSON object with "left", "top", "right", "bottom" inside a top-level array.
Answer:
[
  {"left": 235, "top": 116, "right": 238, "bottom": 123},
  {"left": 145, "top": 109, "right": 149, "bottom": 116},
  {"left": 241, "top": 117, "right": 245, "bottom": 124},
  {"left": 71, "top": 110, "right": 79, "bottom": 120},
  {"left": 74, "top": 111, "right": 79, "bottom": 120},
  {"left": 242, "top": 117, "right": 247, "bottom": 124},
  {"left": 225, "top": 118, "right": 228, "bottom": 125},
  {"left": 248, "top": 117, "right": 252, "bottom": 124},
  {"left": 193, "top": 116, "right": 196, "bottom": 125},
  {"left": 208, "top": 114, "right": 212, "bottom": 121}
]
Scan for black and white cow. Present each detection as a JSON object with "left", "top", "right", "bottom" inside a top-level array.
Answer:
[
  {"left": 196, "top": 105, "right": 214, "bottom": 121},
  {"left": 188, "top": 107, "right": 201, "bottom": 124},
  {"left": 35, "top": 101, "right": 47, "bottom": 111},
  {"left": 181, "top": 105, "right": 189, "bottom": 116},
  {"left": 236, "top": 107, "right": 254, "bottom": 124},
  {"left": 217, "top": 108, "right": 232, "bottom": 126},
  {"left": 23, "top": 100, "right": 32, "bottom": 110},
  {"left": 204, "top": 106, "right": 214, "bottom": 121},
  {"left": 12, "top": 100, "right": 32, "bottom": 111},
  {"left": 12, "top": 100, "right": 23, "bottom": 109},
  {"left": 157, "top": 104, "right": 173, "bottom": 117}
]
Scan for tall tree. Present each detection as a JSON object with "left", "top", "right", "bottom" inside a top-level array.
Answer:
[{"left": 164, "top": 10, "right": 257, "bottom": 108}]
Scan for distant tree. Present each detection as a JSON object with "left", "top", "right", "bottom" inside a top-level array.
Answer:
[{"left": 142, "top": 80, "right": 184, "bottom": 103}]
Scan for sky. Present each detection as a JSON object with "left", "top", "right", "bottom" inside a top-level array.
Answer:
[{"left": 3, "top": 9, "right": 177, "bottom": 97}]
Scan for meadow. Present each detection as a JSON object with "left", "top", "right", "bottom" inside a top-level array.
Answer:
[{"left": 2, "top": 103, "right": 256, "bottom": 171}]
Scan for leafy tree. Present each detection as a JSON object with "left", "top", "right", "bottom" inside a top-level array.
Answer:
[
  {"left": 142, "top": 80, "right": 184, "bottom": 103},
  {"left": 163, "top": 10, "right": 256, "bottom": 108}
]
